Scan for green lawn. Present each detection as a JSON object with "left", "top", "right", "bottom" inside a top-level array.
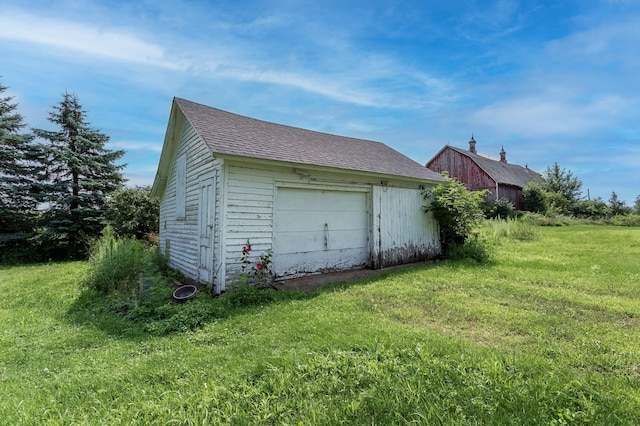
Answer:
[{"left": 1, "top": 225, "right": 639, "bottom": 425}]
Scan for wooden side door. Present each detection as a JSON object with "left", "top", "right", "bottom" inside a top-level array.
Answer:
[{"left": 197, "top": 173, "right": 216, "bottom": 283}]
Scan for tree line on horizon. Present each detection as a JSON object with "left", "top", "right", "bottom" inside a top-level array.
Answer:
[
  {"left": 0, "top": 79, "right": 157, "bottom": 263},
  {"left": 518, "top": 163, "right": 640, "bottom": 219}
]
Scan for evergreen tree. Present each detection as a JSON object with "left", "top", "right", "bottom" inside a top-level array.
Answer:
[
  {"left": 634, "top": 195, "right": 640, "bottom": 216},
  {"left": 0, "top": 79, "right": 38, "bottom": 257},
  {"left": 33, "top": 92, "right": 125, "bottom": 258},
  {"left": 541, "top": 162, "right": 583, "bottom": 214},
  {"left": 608, "top": 191, "right": 631, "bottom": 217}
]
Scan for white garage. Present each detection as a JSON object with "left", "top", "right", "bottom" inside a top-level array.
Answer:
[
  {"left": 152, "top": 97, "right": 445, "bottom": 293},
  {"left": 274, "top": 187, "right": 369, "bottom": 277}
]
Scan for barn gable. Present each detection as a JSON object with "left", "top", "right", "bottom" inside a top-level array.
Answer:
[
  {"left": 152, "top": 98, "right": 445, "bottom": 293},
  {"left": 426, "top": 136, "right": 540, "bottom": 209}
]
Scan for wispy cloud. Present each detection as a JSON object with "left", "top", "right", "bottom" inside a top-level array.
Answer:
[
  {"left": 469, "top": 92, "right": 627, "bottom": 136},
  {"left": 454, "top": 0, "right": 526, "bottom": 41},
  {"left": 0, "top": 11, "right": 187, "bottom": 70},
  {"left": 545, "top": 19, "right": 640, "bottom": 68},
  {"left": 108, "top": 141, "right": 163, "bottom": 153}
]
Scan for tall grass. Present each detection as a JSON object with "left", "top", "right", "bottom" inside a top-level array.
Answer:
[
  {"left": 83, "top": 226, "right": 149, "bottom": 295},
  {"left": 480, "top": 217, "right": 541, "bottom": 242}
]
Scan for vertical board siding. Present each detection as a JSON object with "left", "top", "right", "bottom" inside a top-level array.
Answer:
[
  {"left": 497, "top": 185, "right": 523, "bottom": 209},
  {"left": 427, "top": 147, "right": 532, "bottom": 209},
  {"left": 373, "top": 186, "right": 440, "bottom": 268},
  {"left": 158, "top": 122, "right": 221, "bottom": 284},
  {"left": 223, "top": 161, "right": 441, "bottom": 283},
  {"left": 428, "top": 149, "right": 496, "bottom": 194}
]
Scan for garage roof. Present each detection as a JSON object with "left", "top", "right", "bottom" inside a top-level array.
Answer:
[{"left": 175, "top": 97, "right": 445, "bottom": 183}]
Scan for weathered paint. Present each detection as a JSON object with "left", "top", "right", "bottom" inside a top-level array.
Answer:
[
  {"left": 427, "top": 147, "right": 529, "bottom": 209},
  {"left": 371, "top": 186, "right": 440, "bottom": 268},
  {"left": 157, "top": 115, "right": 442, "bottom": 292},
  {"left": 157, "top": 118, "right": 224, "bottom": 292},
  {"left": 428, "top": 148, "right": 496, "bottom": 194},
  {"left": 274, "top": 186, "right": 369, "bottom": 276}
]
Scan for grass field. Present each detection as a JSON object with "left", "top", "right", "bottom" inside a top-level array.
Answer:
[{"left": 1, "top": 225, "right": 639, "bottom": 424}]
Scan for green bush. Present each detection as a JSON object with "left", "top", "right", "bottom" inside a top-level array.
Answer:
[
  {"left": 445, "top": 234, "right": 493, "bottom": 263},
  {"left": 424, "top": 175, "right": 487, "bottom": 249},
  {"left": 521, "top": 181, "right": 547, "bottom": 213},
  {"left": 105, "top": 186, "right": 159, "bottom": 239},
  {"left": 83, "top": 226, "right": 149, "bottom": 295},
  {"left": 520, "top": 212, "right": 578, "bottom": 227},
  {"left": 606, "top": 214, "right": 640, "bottom": 227},
  {"left": 487, "top": 197, "right": 517, "bottom": 219}
]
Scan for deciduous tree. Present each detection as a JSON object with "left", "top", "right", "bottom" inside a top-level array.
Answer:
[
  {"left": 105, "top": 186, "right": 159, "bottom": 239},
  {"left": 521, "top": 181, "right": 547, "bottom": 213},
  {"left": 423, "top": 174, "right": 487, "bottom": 249}
]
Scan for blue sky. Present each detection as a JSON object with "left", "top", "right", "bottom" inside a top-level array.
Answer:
[{"left": 1, "top": 0, "right": 639, "bottom": 204}]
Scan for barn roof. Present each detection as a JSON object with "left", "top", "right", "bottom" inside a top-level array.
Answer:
[
  {"left": 174, "top": 97, "right": 445, "bottom": 183},
  {"left": 438, "top": 145, "right": 540, "bottom": 188}
]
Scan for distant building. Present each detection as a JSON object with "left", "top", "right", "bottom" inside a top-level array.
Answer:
[{"left": 426, "top": 136, "right": 541, "bottom": 209}]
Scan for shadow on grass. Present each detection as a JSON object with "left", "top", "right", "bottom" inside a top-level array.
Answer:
[
  {"left": 64, "top": 277, "right": 362, "bottom": 340},
  {"left": 64, "top": 259, "right": 486, "bottom": 340}
]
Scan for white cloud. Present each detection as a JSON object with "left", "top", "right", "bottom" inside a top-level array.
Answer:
[
  {"left": 109, "top": 141, "right": 163, "bottom": 153},
  {"left": 469, "top": 93, "right": 628, "bottom": 136},
  {"left": 0, "top": 11, "right": 187, "bottom": 70},
  {"left": 122, "top": 173, "right": 155, "bottom": 188}
]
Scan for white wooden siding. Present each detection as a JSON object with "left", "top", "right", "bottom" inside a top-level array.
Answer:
[
  {"left": 161, "top": 150, "right": 441, "bottom": 289},
  {"left": 371, "top": 186, "right": 440, "bottom": 268},
  {"left": 221, "top": 162, "right": 441, "bottom": 285},
  {"left": 223, "top": 164, "right": 274, "bottom": 281},
  {"left": 175, "top": 154, "right": 186, "bottom": 219},
  {"left": 158, "top": 121, "right": 222, "bottom": 287}
]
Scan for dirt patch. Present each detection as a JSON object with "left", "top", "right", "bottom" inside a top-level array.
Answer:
[{"left": 273, "top": 264, "right": 418, "bottom": 292}]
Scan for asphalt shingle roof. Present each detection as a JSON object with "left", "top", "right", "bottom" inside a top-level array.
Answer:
[
  {"left": 176, "top": 97, "right": 445, "bottom": 182},
  {"left": 446, "top": 145, "right": 540, "bottom": 188}
]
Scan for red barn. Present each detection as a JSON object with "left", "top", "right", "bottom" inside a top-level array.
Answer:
[{"left": 426, "top": 136, "right": 540, "bottom": 209}]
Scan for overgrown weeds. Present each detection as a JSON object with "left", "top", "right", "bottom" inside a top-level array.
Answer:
[
  {"left": 481, "top": 217, "right": 541, "bottom": 242},
  {"left": 83, "top": 226, "right": 152, "bottom": 296},
  {"left": 606, "top": 214, "right": 640, "bottom": 227},
  {"left": 445, "top": 233, "right": 493, "bottom": 263}
]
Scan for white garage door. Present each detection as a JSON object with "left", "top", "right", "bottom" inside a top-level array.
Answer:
[{"left": 274, "top": 187, "right": 369, "bottom": 277}]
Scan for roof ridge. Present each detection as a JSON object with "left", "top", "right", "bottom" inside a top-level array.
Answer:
[
  {"left": 174, "top": 97, "right": 446, "bottom": 183},
  {"left": 175, "top": 97, "right": 388, "bottom": 147}
]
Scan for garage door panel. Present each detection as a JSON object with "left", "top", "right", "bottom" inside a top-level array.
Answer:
[
  {"left": 274, "top": 187, "right": 369, "bottom": 277},
  {"left": 325, "top": 230, "right": 368, "bottom": 250},
  {"left": 326, "top": 248, "right": 368, "bottom": 269},
  {"left": 274, "top": 230, "right": 325, "bottom": 254},
  {"left": 275, "top": 229, "right": 367, "bottom": 254},
  {"left": 275, "top": 252, "right": 327, "bottom": 275},
  {"left": 275, "top": 210, "right": 365, "bottom": 233},
  {"left": 278, "top": 188, "right": 365, "bottom": 211}
]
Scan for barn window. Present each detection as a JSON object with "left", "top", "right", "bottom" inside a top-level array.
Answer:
[{"left": 175, "top": 154, "right": 186, "bottom": 219}]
